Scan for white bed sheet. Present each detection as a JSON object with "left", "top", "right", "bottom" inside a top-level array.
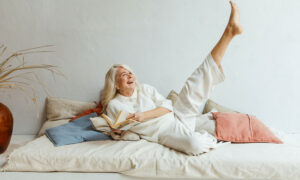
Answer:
[{"left": 2, "top": 135, "right": 300, "bottom": 179}]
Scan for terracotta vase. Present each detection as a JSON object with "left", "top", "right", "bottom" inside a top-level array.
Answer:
[{"left": 0, "top": 103, "right": 13, "bottom": 154}]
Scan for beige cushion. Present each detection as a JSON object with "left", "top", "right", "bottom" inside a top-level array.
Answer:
[
  {"left": 90, "top": 116, "right": 140, "bottom": 141},
  {"left": 37, "top": 119, "right": 70, "bottom": 137},
  {"left": 203, "top": 99, "right": 238, "bottom": 114},
  {"left": 46, "top": 97, "right": 97, "bottom": 121},
  {"left": 166, "top": 90, "right": 178, "bottom": 105}
]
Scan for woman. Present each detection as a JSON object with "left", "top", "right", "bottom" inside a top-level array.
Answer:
[{"left": 100, "top": 0, "right": 243, "bottom": 155}]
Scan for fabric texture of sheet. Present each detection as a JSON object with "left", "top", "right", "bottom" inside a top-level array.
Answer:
[{"left": 2, "top": 135, "right": 300, "bottom": 179}]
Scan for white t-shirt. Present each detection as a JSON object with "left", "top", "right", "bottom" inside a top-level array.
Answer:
[{"left": 106, "top": 84, "right": 173, "bottom": 120}]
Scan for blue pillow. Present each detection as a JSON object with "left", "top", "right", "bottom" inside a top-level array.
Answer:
[{"left": 45, "top": 112, "right": 112, "bottom": 146}]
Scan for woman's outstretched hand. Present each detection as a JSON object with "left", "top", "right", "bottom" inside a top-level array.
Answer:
[{"left": 126, "top": 112, "right": 145, "bottom": 122}]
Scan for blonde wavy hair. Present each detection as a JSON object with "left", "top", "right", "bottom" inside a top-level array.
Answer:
[{"left": 100, "top": 64, "right": 140, "bottom": 114}]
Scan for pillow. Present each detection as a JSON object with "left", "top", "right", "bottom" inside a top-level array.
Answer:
[
  {"left": 46, "top": 97, "right": 97, "bottom": 121},
  {"left": 69, "top": 101, "right": 103, "bottom": 122},
  {"left": 45, "top": 112, "right": 112, "bottom": 146},
  {"left": 37, "top": 119, "right": 69, "bottom": 137},
  {"left": 90, "top": 116, "right": 140, "bottom": 141},
  {"left": 166, "top": 90, "right": 179, "bottom": 105},
  {"left": 212, "top": 112, "right": 283, "bottom": 144},
  {"left": 203, "top": 99, "right": 238, "bottom": 114}
]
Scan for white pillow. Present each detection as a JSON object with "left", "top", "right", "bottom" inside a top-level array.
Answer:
[{"left": 46, "top": 97, "right": 97, "bottom": 121}]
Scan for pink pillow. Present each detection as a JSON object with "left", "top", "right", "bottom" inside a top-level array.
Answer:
[{"left": 212, "top": 112, "right": 282, "bottom": 144}]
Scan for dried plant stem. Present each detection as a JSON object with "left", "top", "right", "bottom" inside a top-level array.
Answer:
[
  {"left": 0, "top": 45, "right": 65, "bottom": 118},
  {"left": 0, "top": 65, "right": 57, "bottom": 80}
]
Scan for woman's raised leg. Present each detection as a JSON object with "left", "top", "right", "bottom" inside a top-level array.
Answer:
[
  {"left": 173, "top": 0, "right": 243, "bottom": 131},
  {"left": 211, "top": 0, "right": 243, "bottom": 67}
]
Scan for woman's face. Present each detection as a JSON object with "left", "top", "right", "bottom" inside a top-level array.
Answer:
[{"left": 115, "top": 67, "right": 136, "bottom": 93}]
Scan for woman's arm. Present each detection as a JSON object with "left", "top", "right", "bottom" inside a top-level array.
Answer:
[{"left": 127, "top": 107, "right": 171, "bottom": 122}]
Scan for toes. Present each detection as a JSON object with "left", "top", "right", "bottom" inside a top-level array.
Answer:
[
  {"left": 229, "top": 1, "right": 240, "bottom": 16},
  {"left": 229, "top": 0, "right": 237, "bottom": 10}
]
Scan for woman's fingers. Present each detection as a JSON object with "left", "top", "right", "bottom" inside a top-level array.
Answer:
[
  {"left": 112, "top": 128, "right": 122, "bottom": 134},
  {"left": 128, "top": 119, "right": 135, "bottom": 124},
  {"left": 126, "top": 113, "right": 134, "bottom": 120},
  {"left": 126, "top": 112, "right": 144, "bottom": 122}
]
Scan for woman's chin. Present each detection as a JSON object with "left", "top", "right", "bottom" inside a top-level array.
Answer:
[
  {"left": 125, "top": 84, "right": 135, "bottom": 89},
  {"left": 130, "top": 84, "right": 135, "bottom": 89}
]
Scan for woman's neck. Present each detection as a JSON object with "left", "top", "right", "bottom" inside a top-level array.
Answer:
[{"left": 119, "top": 88, "right": 134, "bottom": 97}]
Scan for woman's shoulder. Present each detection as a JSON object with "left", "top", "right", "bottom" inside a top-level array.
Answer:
[
  {"left": 139, "top": 83, "right": 161, "bottom": 97},
  {"left": 140, "top": 83, "right": 156, "bottom": 91},
  {"left": 106, "top": 98, "right": 123, "bottom": 114},
  {"left": 107, "top": 98, "right": 120, "bottom": 108}
]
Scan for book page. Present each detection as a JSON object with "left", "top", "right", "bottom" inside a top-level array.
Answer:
[
  {"left": 118, "top": 120, "right": 140, "bottom": 131},
  {"left": 102, "top": 110, "right": 140, "bottom": 130},
  {"left": 114, "top": 110, "right": 130, "bottom": 126},
  {"left": 101, "top": 114, "right": 115, "bottom": 128}
]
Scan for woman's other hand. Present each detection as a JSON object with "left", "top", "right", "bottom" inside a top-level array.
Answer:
[{"left": 126, "top": 112, "right": 145, "bottom": 122}]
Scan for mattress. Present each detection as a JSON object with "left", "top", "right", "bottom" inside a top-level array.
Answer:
[{"left": 2, "top": 135, "right": 300, "bottom": 179}]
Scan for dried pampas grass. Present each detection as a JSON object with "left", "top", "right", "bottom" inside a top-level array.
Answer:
[{"left": 0, "top": 45, "right": 65, "bottom": 118}]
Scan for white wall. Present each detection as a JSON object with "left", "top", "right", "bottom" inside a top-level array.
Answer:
[{"left": 0, "top": 0, "right": 299, "bottom": 135}]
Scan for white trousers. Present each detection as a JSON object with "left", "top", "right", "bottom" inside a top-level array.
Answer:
[{"left": 158, "top": 53, "right": 225, "bottom": 155}]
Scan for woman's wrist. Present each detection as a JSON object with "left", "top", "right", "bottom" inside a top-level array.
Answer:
[
  {"left": 141, "top": 111, "right": 150, "bottom": 122},
  {"left": 133, "top": 112, "right": 147, "bottom": 122}
]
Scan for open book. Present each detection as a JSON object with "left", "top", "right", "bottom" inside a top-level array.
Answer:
[{"left": 101, "top": 110, "right": 140, "bottom": 131}]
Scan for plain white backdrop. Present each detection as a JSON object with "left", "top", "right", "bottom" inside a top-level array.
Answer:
[{"left": 0, "top": 0, "right": 299, "bottom": 134}]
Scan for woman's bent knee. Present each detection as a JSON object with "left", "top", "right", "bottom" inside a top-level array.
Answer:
[
  {"left": 160, "top": 135, "right": 208, "bottom": 155},
  {"left": 184, "top": 137, "right": 210, "bottom": 155}
]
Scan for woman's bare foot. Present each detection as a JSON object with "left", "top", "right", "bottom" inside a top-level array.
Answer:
[
  {"left": 210, "top": 0, "right": 243, "bottom": 66},
  {"left": 226, "top": 0, "right": 243, "bottom": 36}
]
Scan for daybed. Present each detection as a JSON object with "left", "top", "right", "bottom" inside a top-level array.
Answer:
[{"left": 1, "top": 94, "right": 300, "bottom": 180}]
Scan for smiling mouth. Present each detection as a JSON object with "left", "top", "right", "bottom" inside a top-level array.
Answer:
[{"left": 127, "top": 81, "right": 134, "bottom": 84}]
